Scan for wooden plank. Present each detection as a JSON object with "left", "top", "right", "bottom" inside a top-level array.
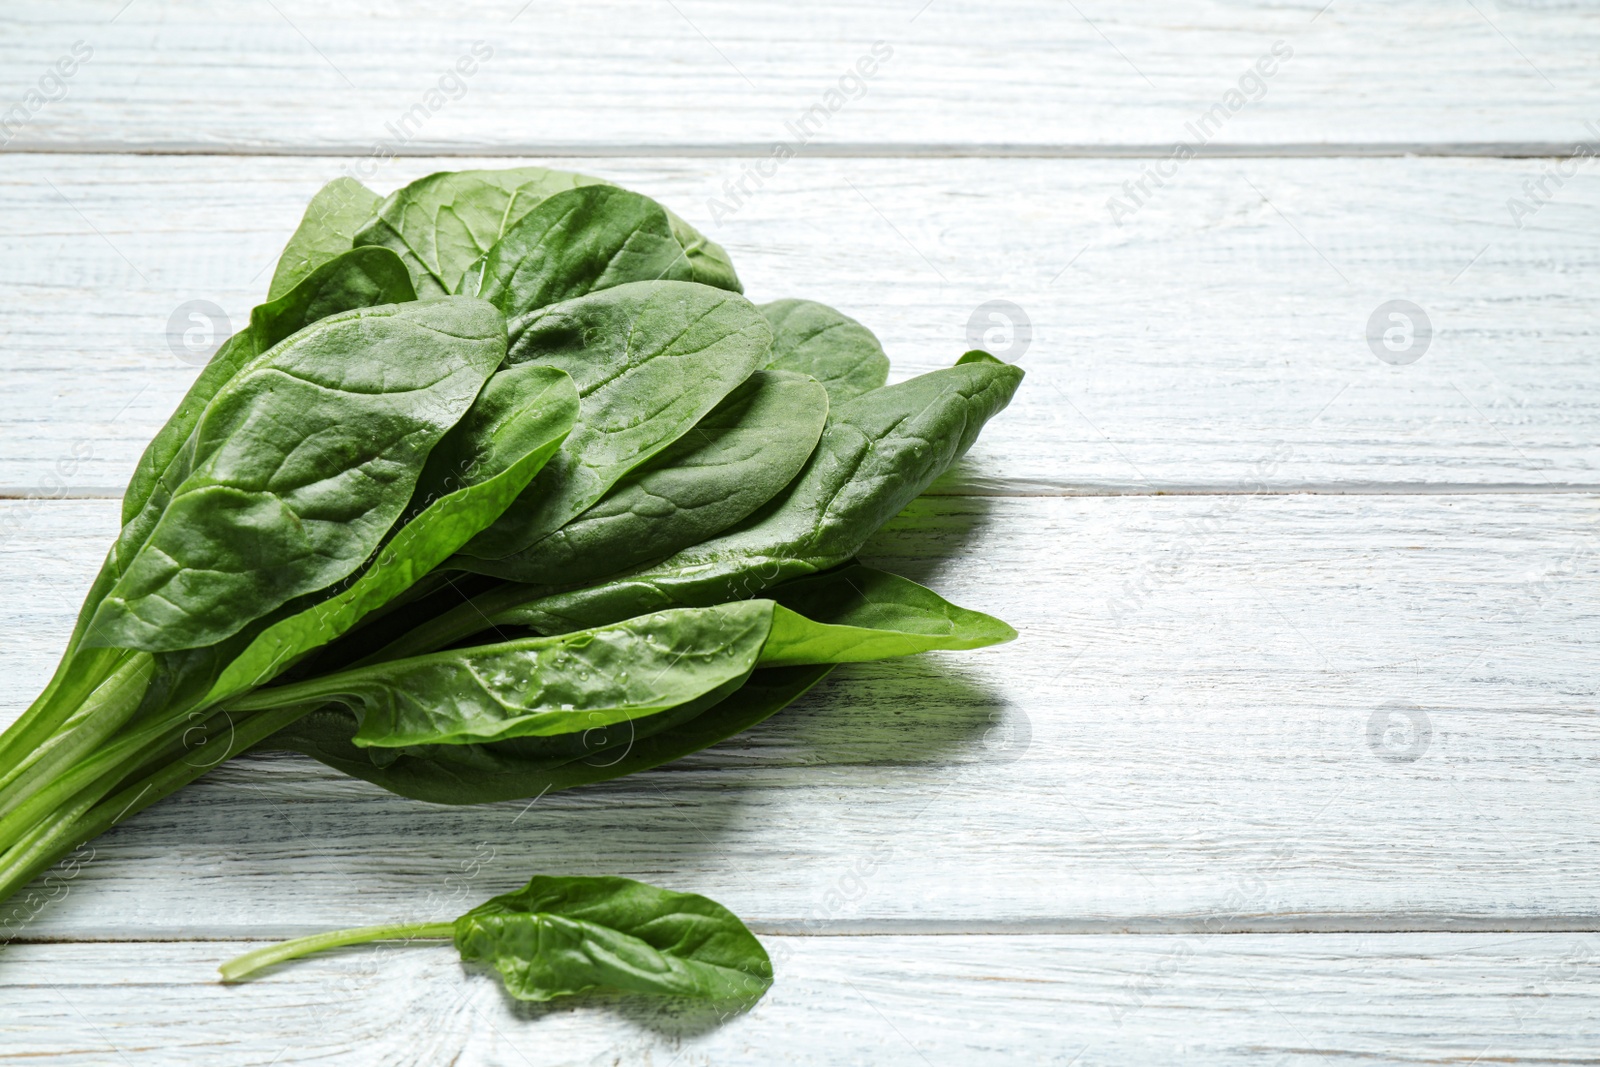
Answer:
[
  {"left": 1, "top": 1, "right": 1597, "bottom": 150},
  {"left": 5, "top": 933, "right": 1600, "bottom": 1065},
  {"left": 3, "top": 493, "right": 1596, "bottom": 937},
  {"left": 2, "top": 153, "right": 1598, "bottom": 495}
]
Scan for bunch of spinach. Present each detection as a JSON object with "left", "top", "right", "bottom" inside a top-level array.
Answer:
[{"left": 0, "top": 168, "right": 1022, "bottom": 997}]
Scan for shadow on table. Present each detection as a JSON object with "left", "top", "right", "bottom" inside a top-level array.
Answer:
[{"left": 479, "top": 970, "right": 765, "bottom": 1038}]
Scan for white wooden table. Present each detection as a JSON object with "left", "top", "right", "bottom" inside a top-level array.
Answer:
[{"left": 3, "top": 3, "right": 1599, "bottom": 1063}]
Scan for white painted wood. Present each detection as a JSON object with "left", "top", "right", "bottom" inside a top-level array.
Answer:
[
  {"left": 4, "top": 3, "right": 1598, "bottom": 1053},
  {"left": 2, "top": 154, "right": 1599, "bottom": 495},
  {"left": 2, "top": 1, "right": 1598, "bottom": 150},
  {"left": 6, "top": 933, "right": 1600, "bottom": 1065},
  {"left": 3, "top": 494, "right": 1596, "bottom": 937}
]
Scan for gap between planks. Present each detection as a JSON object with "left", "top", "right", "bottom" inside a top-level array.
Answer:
[
  {"left": 0, "top": 142, "right": 1591, "bottom": 159},
  {"left": 17, "top": 916, "right": 1600, "bottom": 945},
  {"left": 2, "top": 484, "right": 1592, "bottom": 501}
]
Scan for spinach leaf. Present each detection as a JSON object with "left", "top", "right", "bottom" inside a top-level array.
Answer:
[
  {"left": 454, "top": 875, "right": 772, "bottom": 1001},
  {"left": 220, "top": 874, "right": 773, "bottom": 1004},
  {"left": 483, "top": 370, "right": 828, "bottom": 588},
  {"left": 356, "top": 167, "right": 742, "bottom": 300},
  {"left": 760, "top": 298, "right": 889, "bottom": 404},
  {"left": 260, "top": 567, "right": 1005, "bottom": 789},
  {"left": 663, "top": 212, "right": 740, "bottom": 293},
  {"left": 459, "top": 185, "right": 694, "bottom": 319},
  {"left": 200, "top": 364, "right": 579, "bottom": 703},
  {"left": 269, "top": 665, "right": 831, "bottom": 805},
  {"left": 125, "top": 245, "right": 416, "bottom": 529},
  {"left": 488, "top": 357, "right": 1024, "bottom": 632},
  {"left": 268, "top": 177, "right": 383, "bottom": 300},
  {"left": 356, "top": 167, "right": 602, "bottom": 297},
  {"left": 85, "top": 298, "right": 507, "bottom": 653},
  {"left": 458, "top": 281, "right": 773, "bottom": 566},
  {"left": 234, "top": 601, "right": 772, "bottom": 747},
  {"left": 759, "top": 564, "right": 1016, "bottom": 666}
]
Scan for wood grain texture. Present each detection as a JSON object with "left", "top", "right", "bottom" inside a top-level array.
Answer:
[
  {"left": 3, "top": 493, "right": 1595, "bottom": 938},
  {"left": 1, "top": 1, "right": 1597, "bottom": 150},
  {"left": 2, "top": 153, "right": 1598, "bottom": 496},
  {"left": 6, "top": 933, "right": 1600, "bottom": 1065}
]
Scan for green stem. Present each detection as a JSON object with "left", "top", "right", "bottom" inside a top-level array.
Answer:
[
  {"left": 0, "top": 653, "right": 153, "bottom": 817},
  {"left": 219, "top": 921, "right": 456, "bottom": 982},
  {"left": 0, "top": 647, "right": 131, "bottom": 785},
  {"left": 0, "top": 704, "right": 313, "bottom": 913},
  {"left": 0, "top": 691, "right": 215, "bottom": 855}
]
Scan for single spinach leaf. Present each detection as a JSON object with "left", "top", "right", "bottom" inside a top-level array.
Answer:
[
  {"left": 234, "top": 601, "right": 771, "bottom": 747},
  {"left": 356, "top": 167, "right": 603, "bottom": 297},
  {"left": 85, "top": 299, "right": 507, "bottom": 653},
  {"left": 268, "top": 177, "right": 383, "bottom": 300},
  {"left": 267, "top": 665, "right": 831, "bottom": 805},
  {"left": 457, "top": 281, "right": 773, "bottom": 566},
  {"left": 759, "top": 299, "right": 889, "bottom": 405},
  {"left": 219, "top": 874, "right": 773, "bottom": 1005},
  {"left": 490, "top": 358, "right": 1024, "bottom": 633},
  {"left": 459, "top": 185, "right": 694, "bottom": 318},
  {"left": 484, "top": 370, "right": 828, "bottom": 588},
  {"left": 758, "top": 564, "right": 1016, "bottom": 666},
  {"left": 125, "top": 246, "right": 417, "bottom": 529},
  {"left": 356, "top": 167, "right": 741, "bottom": 299},
  {"left": 200, "top": 365, "right": 579, "bottom": 704},
  {"left": 455, "top": 875, "right": 772, "bottom": 1001}
]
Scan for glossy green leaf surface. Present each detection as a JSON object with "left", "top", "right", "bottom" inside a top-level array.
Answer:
[
  {"left": 758, "top": 564, "right": 1016, "bottom": 666},
  {"left": 237, "top": 601, "right": 771, "bottom": 747},
  {"left": 459, "top": 185, "right": 695, "bottom": 319},
  {"left": 125, "top": 246, "right": 417, "bottom": 530},
  {"left": 458, "top": 281, "right": 773, "bottom": 567},
  {"left": 491, "top": 358, "right": 1024, "bottom": 633},
  {"left": 87, "top": 299, "right": 506, "bottom": 653},
  {"left": 454, "top": 875, "right": 773, "bottom": 1002},
  {"left": 759, "top": 299, "right": 889, "bottom": 405},
  {"left": 357, "top": 166, "right": 740, "bottom": 299},
  {"left": 355, "top": 167, "right": 603, "bottom": 297},
  {"left": 497, "top": 370, "right": 828, "bottom": 588},
  {"left": 202, "top": 365, "right": 579, "bottom": 703},
  {"left": 267, "top": 178, "right": 383, "bottom": 300},
  {"left": 268, "top": 664, "right": 827, "bottom": 805},
  {"left": 0, "top": 164, "right": 1026, "bottom": 935}
]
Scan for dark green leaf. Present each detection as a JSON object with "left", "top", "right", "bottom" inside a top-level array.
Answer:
[
  {"left": 759, "top": 299, "right": 889, "bottom": 404},
  {"left": 200, "top": 365, "right": 579, "bottom": 703},
  {"left": 489, "top": 358, "right": 1024, "bottom": 632},
  {"left": 86, "top": 299, "right": 507, "bottom": 653},
  {"left": 125, "top": 246, "right": 417, "bottom": 529},
  {"left": 356, "top": 167, "right": 602, "bottom": 297},
  {"left": 758, "top": 564, "right": 1016, "bottom": 666},
  {"left": 490, "top": 370, "right": 828, "bottom": 588},
  {"left": 455, "top": 874, "right": 773, "bottom": 1002},
  {"left": 355, "top": 167, "right": 741, "bottom": 299},
  {"left": 459, "top": 185, "right": 694, "bottom": 318},
  {"left": 236, "top": 601, "right": 771, "bottom": 747},
  {"left": 268, "top": 178, "right": 383, "bottom": 301},
  {"left": 457, "top": 281, "right": 774, "bottom": 566},
  {"left": 268, "top": 664, "right": 827, "bottom": 805}
]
